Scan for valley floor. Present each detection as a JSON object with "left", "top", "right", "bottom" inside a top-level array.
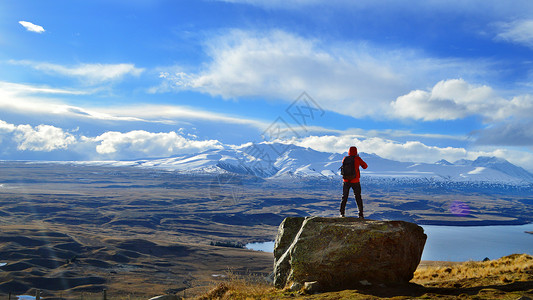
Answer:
[{"left": 0, "top": 162, "right": 532, "bottom": 298}]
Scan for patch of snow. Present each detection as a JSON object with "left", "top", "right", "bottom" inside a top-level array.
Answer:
[
  {"left": 48, "top": 142, "right": 533, "bottom": 185},
  {"left": 468, "top": 167, "right": 486, "bottom": 175}
]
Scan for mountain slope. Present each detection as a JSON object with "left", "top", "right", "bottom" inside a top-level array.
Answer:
[{"left": 77, "top": 143, "right": 533, "bottom": 185}]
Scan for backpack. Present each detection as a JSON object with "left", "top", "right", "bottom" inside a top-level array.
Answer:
[{"left": 340, "top": 156, "right": 356, "bottom": 180}]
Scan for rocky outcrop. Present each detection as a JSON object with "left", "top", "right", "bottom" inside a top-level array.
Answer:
[
  {"left": 148, "top": 295, "right": 179, "bottom": 300},
  {"left": 273, "top": 217, "right": 427, "bottom": 291}
]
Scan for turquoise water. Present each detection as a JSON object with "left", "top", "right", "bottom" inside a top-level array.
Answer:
[{"left": 246, "top": 224, "right": 533, "bottom": 261}]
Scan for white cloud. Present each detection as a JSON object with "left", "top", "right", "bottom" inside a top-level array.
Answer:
[
  {"left": 91, "top": 130, "right": 224, "bottom": 158},
  {"left": 9, "top": 61, "right": 144, "bottom": 84},
  {"left": 0, "top": 119, "right": 225, "bottom": 158},
  {"left": 390, "top": 78, "right": 533, "bottom": 121},
  {"left": 19, "top": 21, "right": 45, "bottom": 33},
  {"left": 494, "top": 19, "right": 533, "bottom": 48},
  {"left": 497, "top": 94, "right": 533, "bottom": 119},
  {"left": 0, "top": 120, "right": 16, "bottom": 144},
  {"left": 0, "top": 120, "right": 16, "bottom": 132},
  {"left": 155, "top": 29, "right": 477, "bottom": 118},
  {"left": 2, "top": 117, "right": 533, "bottom": 171},
  {"left": 0, "top": 120, "right": 76, "bottom": 152},
  {"left": 14, "top": 124, "right": 76, "bottom": 151}
]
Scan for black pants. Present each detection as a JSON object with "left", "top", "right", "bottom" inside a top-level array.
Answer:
[{"left": 340, "top": 181, "right": 363, "bottom": 216}]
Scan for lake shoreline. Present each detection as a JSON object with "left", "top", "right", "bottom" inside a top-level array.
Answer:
[
  {"left": 414, "top": 219, "right": 530, "bottom": 226},
  {"left": 246, "top": 222, "right": 533, "bottom": 262}
]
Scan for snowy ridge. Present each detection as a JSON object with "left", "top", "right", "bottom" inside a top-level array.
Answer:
[{"left": 72, "top": 143, "right": 533, "bottom": 185}]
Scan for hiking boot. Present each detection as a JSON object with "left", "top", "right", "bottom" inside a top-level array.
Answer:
[
  {"left": 339, "top": 214, "right": 345, "bottom": 218},
  {"left": 358, "top": 213, "right": 364, "bottom": 219}
]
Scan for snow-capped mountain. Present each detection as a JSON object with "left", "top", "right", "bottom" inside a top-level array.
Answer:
[{"left": 82, "top": 143, "right": 533, "bottom": 185}]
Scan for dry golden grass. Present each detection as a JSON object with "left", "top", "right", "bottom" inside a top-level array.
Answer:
[
  {"left": 194, "top": 270, "right": 275, "bottom": 300},
  {"left": 413, "top": 254, "right": 533, "bottom": 286},
  {"left": 192, "top": 254, "right": 533, "bottom": 299}
]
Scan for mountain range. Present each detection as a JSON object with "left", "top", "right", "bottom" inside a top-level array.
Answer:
[{"left": 78, "top": 143, "right": 533, "bottom": 186}]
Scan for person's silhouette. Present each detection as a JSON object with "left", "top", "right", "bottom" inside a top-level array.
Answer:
[{"left": 340, "top": 146, "right": 368, "bottom": 218}]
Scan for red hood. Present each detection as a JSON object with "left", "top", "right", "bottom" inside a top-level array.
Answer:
[{"left": 348, "top": 146, "right": 358, "bottom": 156}]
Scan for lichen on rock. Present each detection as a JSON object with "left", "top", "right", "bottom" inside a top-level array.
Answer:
[{"left": 273, "top": 216, "right": 427, "bottom": 291}]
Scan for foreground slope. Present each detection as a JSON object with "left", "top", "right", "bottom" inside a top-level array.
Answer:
[{"left": 196, "top": 254, "right": 533, "bottom": 300}]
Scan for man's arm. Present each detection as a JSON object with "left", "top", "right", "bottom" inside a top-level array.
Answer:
[{"left": 359, "top": 157, "right": 368, "bottom": 169}]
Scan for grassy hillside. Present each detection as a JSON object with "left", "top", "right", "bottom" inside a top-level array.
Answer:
[{"left": 195, "top": 254, "right": 533, "bottom": 299}]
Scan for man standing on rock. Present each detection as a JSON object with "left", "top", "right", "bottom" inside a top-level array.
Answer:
[{"left": 340, "top": 146, "right": 368, "bottom": 218}]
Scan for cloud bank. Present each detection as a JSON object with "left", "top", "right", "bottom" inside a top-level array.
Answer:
[
  {"left": 2, "top": 117, "right": 533, "bottom": 172},
  {"left": 0, "top": 119, "right": 224, "bottom": 159}
]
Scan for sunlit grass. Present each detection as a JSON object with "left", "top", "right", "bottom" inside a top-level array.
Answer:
[
  {"left": 413, "top": 254, "right": 533, "bottom": 285},
  {"left": 194, "top": 270, "right": 275, "bottom": 300},
  {"left": 192, "top": 254, "right": 533, "bottom": 299}
]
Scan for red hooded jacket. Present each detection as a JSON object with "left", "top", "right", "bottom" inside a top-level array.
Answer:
[{"left": 342, "top": 146, "right": 368, "bottom": 183}]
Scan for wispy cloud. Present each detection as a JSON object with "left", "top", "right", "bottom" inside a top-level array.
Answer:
[
  {"left": 0, "top": 80, "right": 269, "bottom": 130},
  {"left": 0, "top": 81, "right": 147, "bottom": 123},
  {"left": 155, "top": 29, "right": 478, "bottom": 118},
  {"left": 219, "top": 0, "right": 533, "bottom": 17},
  {"left": 0, "top": 81, "right": 86, "bottom": 96},
  {"left": 98, "top": 104, "right": 268, "bottom": 128},
  {"left": 9, "top": 60, "right": 144, "bottom": 84},
  {"left": 18, "top": 21, "right": 45, "bottom": 33},
  {"left": 494, "top": 19, "right": 533, "bottom": 48}
]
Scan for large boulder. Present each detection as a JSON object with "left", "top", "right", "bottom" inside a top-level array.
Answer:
[{"left": 273, "top": 216, "right": 426, "bottom": 291}]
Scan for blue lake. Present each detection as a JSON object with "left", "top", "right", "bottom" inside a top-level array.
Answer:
[{"left": 246, "top": 224, "right": 533, "bottom": 261}]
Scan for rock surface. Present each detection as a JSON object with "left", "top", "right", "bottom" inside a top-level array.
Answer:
[
  {"left": 147, "top": 295, "right": 179, "bottom": 300},
  {"left": 273, "top": 217, "right": 427, "bottom": 291}
]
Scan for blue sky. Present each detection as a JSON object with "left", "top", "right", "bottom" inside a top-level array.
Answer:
[{"left": 2, "top": 0, "right": 533, "bottom": 171}]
